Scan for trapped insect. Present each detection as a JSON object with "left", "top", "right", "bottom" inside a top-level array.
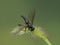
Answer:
[{"left": 11, "top": 9, "right": 52, "bottom": 45}]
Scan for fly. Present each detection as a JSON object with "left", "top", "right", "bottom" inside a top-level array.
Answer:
[
  {"left": 20, "top": 16, "right": 35, "bottom": 31},
  {"left": 11, "top": 9, "right": 52, "bottom": 45}
]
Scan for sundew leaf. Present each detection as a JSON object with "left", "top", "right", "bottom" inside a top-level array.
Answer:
[
  {"left": 32, "top": 27, "right": 52, "bottom": 45},
  {"left": 10, "top": 26, "right": 25, "bottom": 35}
]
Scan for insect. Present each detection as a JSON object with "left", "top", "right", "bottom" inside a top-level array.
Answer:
[
  {"left": 11, "top": 9, "right": 52, "bottom": 45},
  {"left": 19, "top": 15, "right": 35, "bottom": 31}
]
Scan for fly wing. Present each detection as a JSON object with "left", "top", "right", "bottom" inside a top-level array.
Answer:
[{"left": 28, "top": 9, "right": 36, "bottom": 25}]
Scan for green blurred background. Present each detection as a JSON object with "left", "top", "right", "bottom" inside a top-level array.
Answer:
[{"left": 0, "top": 0, "right": 60, "bottom": 45}]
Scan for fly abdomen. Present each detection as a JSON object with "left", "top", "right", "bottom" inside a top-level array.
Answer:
[{"left": 21, "top": 16, "right": 29, "bottom": 24}]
